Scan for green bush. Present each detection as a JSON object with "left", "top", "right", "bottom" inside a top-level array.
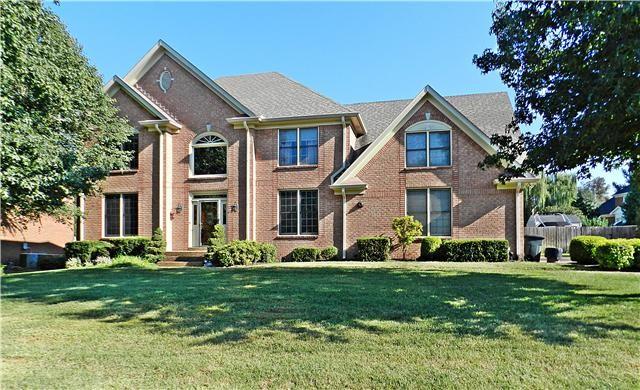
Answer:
[
  {"left": 596, "top": 240, "right": 635, "bottom": 270},
  {"left": 102, "top": 237, "right": 153, "bottom": 258},
  {"left": 319, "top": 246, "right": 339, "bottom": 261},
  {"left": 64, "top": 240, "right": 114, "bottom": 263},
  {"left": 357, "top": 237, "right": 391, "bottom": 261},
  {"left": 259, "top": 243, "right": 278, "bottom": 263},
  {"left": 420, "top": 237, "right": 442, "bottom": 261},
  {"left": 569, "top": 236, "right": 607, "bottom": 265},
  {"left": 438, "top": 239, "right": 509, "bottom": 262},
  {"left": 207, "top": 224, "right": 226, "bottom": 248},
  {"left": 626, "top": 238, "right": 640, "bottom": 269},
  {"left": 145, "top": 228, "right": 166, "bottom": 263},
  {"left": 290, "top": 247, "right": 321, "bottom": 262},
  {"left": 392, "top": 216, "right": 423, "bottom": 260},
  {"left": 205, "top": 240, "right": 262, "bottom": 267}
]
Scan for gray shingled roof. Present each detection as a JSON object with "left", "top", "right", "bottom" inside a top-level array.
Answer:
[
  {"left": 346, "top": 92, "right": 515, "bottom": 148},
  {"left": 215, "top": 72, "right": 355, "bottom": 119}
]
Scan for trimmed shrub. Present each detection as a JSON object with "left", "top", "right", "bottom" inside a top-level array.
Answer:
[
  {"left": 290, "top": 247, "right": 321, "bottom": 262},
  {"left": 319, "top": 246, "right": 339, "bottom": 261},
  {"left": 569, "top": 236, "right": 607, "bottom": 265},
  {"left": 625, "top": 238, "right": 640, "bottom": 269},
  {"left": 420, "top": 237, "right": 442, "bottom": 261},
  {"left": 207, "top": 224, "right": 226, "bottom": 248},
  {"left": 102, "top": 237, "right": 153, "bottom": 258},
  {"left": 596, "top": 240, "right": 635, "bottom": 270},
  {"left": 65, "top": 257, "right": 83, "bottom": 268},
  {"left": 438, "top": 239, "right": 509, "bottom": 262},
  {"left": 205, "top": 240, "right": 262, "bottom": 267},
  {"left": 145, "top": 228, "right": 166, "bottom": 263},
  {"left": 259, "top": 243, "right": 278, "bottom": 263},
  {"left": 357, "top": 237, "right": 391, "bottom": 261},
  {"left": 64, "top": 240, "right": 114, "bottom": 263}
]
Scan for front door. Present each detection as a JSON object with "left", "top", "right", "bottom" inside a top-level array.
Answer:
[{"left": 192, "top": 198, "right": 226, "bottom": 247}]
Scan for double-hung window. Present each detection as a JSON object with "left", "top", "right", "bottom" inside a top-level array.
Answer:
[
  {"left": 406, "top": 188, "right": 451, "bottom": 236},
  {"left": 406, "top": 130, "right": 451, "bottom": 167},
  {"left": 279, "top": 190, "right": 319, "bottom": 235},
  {"left": 278, "top": 127, "right": 318, "bottom": 166},
  {"left": 104, "top": 194, "right": 138, "bottom": 237},
  {"left": 123, "top": 131, "right": 139, "bottom": 170}
]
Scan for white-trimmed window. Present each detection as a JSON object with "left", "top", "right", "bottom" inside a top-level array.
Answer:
[
  {"left": 405, "top": 121, "right": 451, "bottom": 167},
  {"left": 278, "top": 127, "right": 318, "bottom": 166},
  {"left": 406, "top": 188, "right": 452, "bottom": 236},
  {"left": 279, "top": 190, "right": 319, "bottom": 235},
  {"left": 104, "top": 193, "right": 138, "bottom": 237},
  {"left": 191, "top": 132, "right": 227, "bottom": 176}
]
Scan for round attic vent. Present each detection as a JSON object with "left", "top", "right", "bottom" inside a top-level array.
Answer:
[{"left": 158, "top": 68, "right": 173, "bottom": 92}]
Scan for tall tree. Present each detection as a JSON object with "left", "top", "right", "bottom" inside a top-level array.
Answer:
[
  {"left": 621, "top": 170, "right": 640, "bottom": 225},
  {"left": 583, "top": 177, "right": 609, "bottom": 205},
  {"left": 1, "top": 1, "right": 131, "bottom": 227},
  {"left": 473, "top": 2, "right": 639, "bottom": 181}
]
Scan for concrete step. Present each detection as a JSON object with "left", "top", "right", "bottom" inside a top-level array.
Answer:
[{"left": 157, "top": 260, "right": 204, "bottom": 267}]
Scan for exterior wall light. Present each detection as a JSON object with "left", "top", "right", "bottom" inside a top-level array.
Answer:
[{"left": 175, "top": 204, "right": 183, "bottom": 214}]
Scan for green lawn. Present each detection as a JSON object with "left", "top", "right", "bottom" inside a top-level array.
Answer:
[{"left": 2, "top": 262, "right": 639, "bottom": 389}]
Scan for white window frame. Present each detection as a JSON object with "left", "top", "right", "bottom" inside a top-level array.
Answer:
[
  {"left": 404, "top": 187, "right": 453, "bottom": 237},
  {"left": 404, "top": 120, "right": 452, "bottom": 168},
  {"left": 277, "top": 189, "right": 320, "bottom": 236},
  {"left": 102, "top": 193, "right": 138, "bottom": 238},
  {"left": 189, "top": 131, "right": 228, "bottom": 179},
  {"left": 277, "top": 127, "right": 319, "bottom": 167}
]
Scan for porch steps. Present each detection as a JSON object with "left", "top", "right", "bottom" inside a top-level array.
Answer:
[{"left": 158, "top": 250, "right": 206, "bottom": 267}]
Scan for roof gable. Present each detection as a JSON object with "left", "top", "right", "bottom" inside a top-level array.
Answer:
[
  {"left": 333, "top": 85, "right": 498, "bottom": 187},
  {"left": 120, "top": 40, "right": 253, "bottom": 116}
]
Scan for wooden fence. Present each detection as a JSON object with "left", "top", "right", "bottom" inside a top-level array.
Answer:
[{"left": 524, "top": 226, "right": 638, "bottom": 252}]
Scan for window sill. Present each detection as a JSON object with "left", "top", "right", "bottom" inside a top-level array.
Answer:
[
  {"left": 403, "top": 165, "right": 452, "bottom": 172},
  {"left": 416, "top": 235, "right": 452, "bottom": 239},
  {"left": 188, "top": 174, "right": 228, "bottom": 181},
  {"left": 275, "top": 165, "right": 318, "bottom": 171},
  {"left": 275, "top": 235, "right": 319, "bottom": 240},
  {"left": 109, "top": 169, "right": 138, "bottom": 175}
]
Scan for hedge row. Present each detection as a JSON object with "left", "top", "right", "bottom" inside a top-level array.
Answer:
[
  {"left": 64, "top": 228, "right": 166, "bottom": 264},
  {"left": 356, "top": 237, "right": 391, "bottom": 261},
  {"left": 287, "top": 246, "right": 339, "bottom": 262},
  {"left": 570, "top": 236, "right": 640, "bottom": 271},
  {"left": 205, "top": 240, "right": 278, "bottom": 267},
  {"left": 420, "top": 238, "right": 509, "bottom": 262}
]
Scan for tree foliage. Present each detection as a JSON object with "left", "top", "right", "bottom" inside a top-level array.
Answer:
[
  {"left": 621, "top": 170, "right": 640, "bottom": 226},
  {"left": 392, "top": 216, "right": 423, "bottom": 261},
  {"left": 0, "top": 1, "right": 131, "bottom": 227},
  {"left": 474, "top": 2, "right": 640, "bottom": 180}
]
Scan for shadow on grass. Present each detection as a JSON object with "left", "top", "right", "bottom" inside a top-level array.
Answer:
[{"left": 2, "top": 265, "right": 639, "bottom": 346}]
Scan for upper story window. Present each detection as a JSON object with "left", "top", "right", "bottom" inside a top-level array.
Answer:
[
  {"left": 123, "top": 130, "right": 139, "bottom": 170},
  {"left": 279, "top": 127, "right": 318, "bottom": 166},
  {"left": 405, "top": 120, "right": 451, "bottom": 167},
  {"left": 191, "top": 132, "right": 227, "bottom": 176}
]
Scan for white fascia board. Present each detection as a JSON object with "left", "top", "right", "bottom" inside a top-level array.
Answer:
[{"left": 119, "top": 40, "right": 254, "bottom": 117}]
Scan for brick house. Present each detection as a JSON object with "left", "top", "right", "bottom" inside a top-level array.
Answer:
[{"left": 80, "top": 40, "right": 536, "bottom": 260}]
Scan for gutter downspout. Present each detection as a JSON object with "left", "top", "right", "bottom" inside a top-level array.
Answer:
[
  {"left": 243, "top": 121, "right": 251, "bottom": 240},
  {"left": 515, "top": 182, "right": 522, "bottom": 258},
  {"left": 341, "top": 187, "right": 347, "bottom": 260}
]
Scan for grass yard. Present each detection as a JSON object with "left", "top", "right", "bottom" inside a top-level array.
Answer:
[{"left": 2, "top": 262, "right": 639, "bottom": 389}]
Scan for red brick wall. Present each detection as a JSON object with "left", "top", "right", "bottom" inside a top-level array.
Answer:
[
  {"left": 345, "top": 99, "right": 519, "bottom": 259},
  {"left": 1, "top": 216, "right": 74, "bottom": 263}
]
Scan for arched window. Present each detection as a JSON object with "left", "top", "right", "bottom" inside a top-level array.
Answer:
[
  {"left": 191, "top": 132, "right": 227, "bottom": 176},
  {"left": 405, "top": 120, "right": 452, "bottom": 167}
]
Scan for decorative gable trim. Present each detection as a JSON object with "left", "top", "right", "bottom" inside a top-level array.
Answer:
[
  {"left": 120, "top": 40, "right": 254, "bottom": 116},
  {"left": 104, "top": 76, "right": 182, "bottom": 130},
  {"left": 333, "top": 85, "right": 496, "bottom": 188}
]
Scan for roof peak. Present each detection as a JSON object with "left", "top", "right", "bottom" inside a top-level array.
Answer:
[{"left": 345, "top": 91, "right": 509, "bottom": 107}]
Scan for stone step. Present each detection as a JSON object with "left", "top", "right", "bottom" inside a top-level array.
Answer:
[{"left": 157, "top": 260, "right": 204, "bottom": 267}]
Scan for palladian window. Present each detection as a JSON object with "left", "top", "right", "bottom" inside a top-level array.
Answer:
[{"left": 191, "top": 133, "right": 227, "bottom": 176}]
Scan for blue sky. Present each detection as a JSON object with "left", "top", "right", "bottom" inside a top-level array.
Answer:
[{"left": 50, "top": 1, "right": 625, "bottom": 192}]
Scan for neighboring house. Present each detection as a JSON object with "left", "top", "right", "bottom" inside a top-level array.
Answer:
[
  {"left": 597, "top": 185, "right": 630, "bottom": 226},
  {"left": 526, "top": 213, "right": 582, "bottom": 228},
  {"left": 1, "top": 217, "right": 74, "bottom": 263},
  {"left": 80, "top": 40, "right": 536, "bottom": 259}
]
